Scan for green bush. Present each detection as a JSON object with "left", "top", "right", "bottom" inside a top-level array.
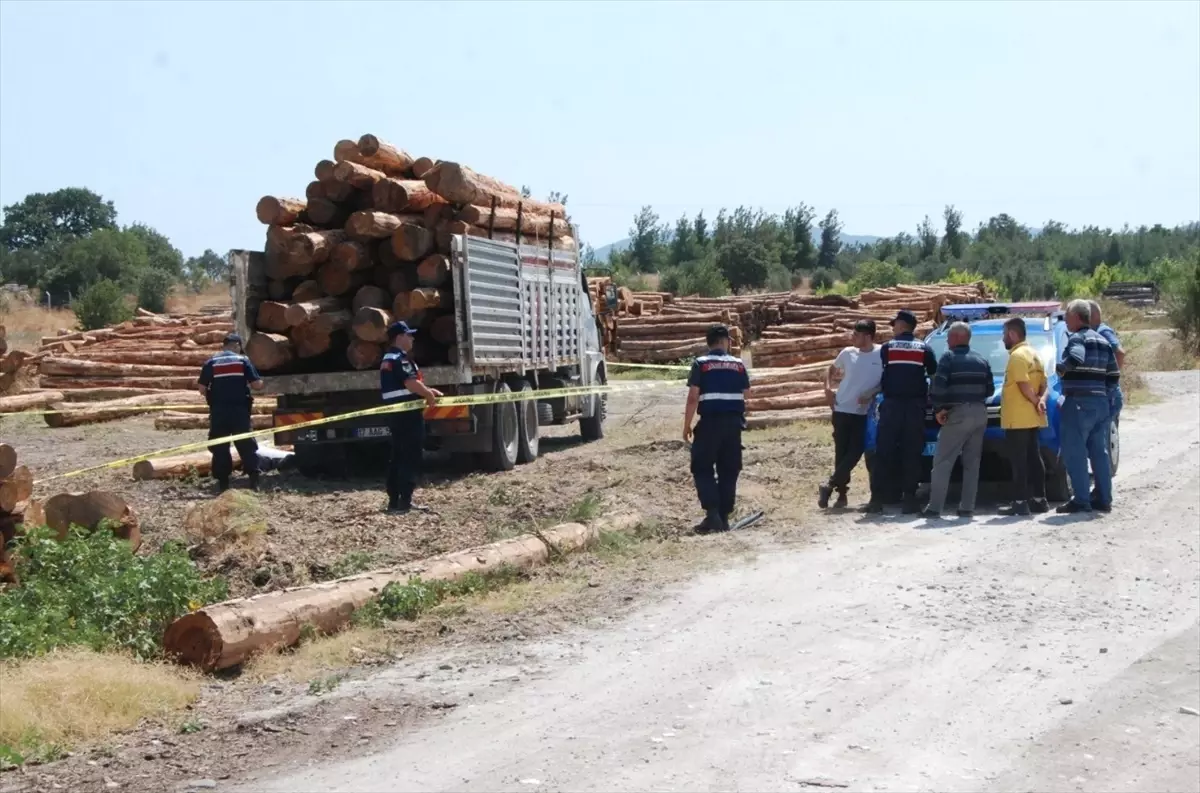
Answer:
[
  {"left": 810, "top": 268, "right": 835, "bottom": 291},
  {"left": 353, "top": 567, "right": 524, "bottom": 628},
  {"left": 659, "top": 257, "right": 729, "bottom": 297},
  {"left": 73, "top": 279, "right": 132, "bottom": 330},
  {"left": 945, "top": 268, "right": 1008, "bottom": 300},
  {"left": 0, "top": 525, "right": 227, "bottom": 660},
  {"left": 137, "top": 269, "right": 173, "bottom": 314},
  {"left": 1162, "top": 253, "right": 1200, "bottom": 353},
  {"left": 847, "top": 259, "right": 911, "bottom": 294},
  {"left": 765, "top": 263, "right": 792, "bottom": 293}
]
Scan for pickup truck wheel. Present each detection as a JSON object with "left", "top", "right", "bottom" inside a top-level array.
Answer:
[
  {"left": 515, "top": 381, "right": 539, "bottom": 464},
  {"left": 579, "top": 372, "right": 607, "bottom": 442},
  {"left": 1108, "top": 417, "right": 1120, "bottom": 476},
  {"left": 483, "top": 383, "right": 518, "bottom": 472}
]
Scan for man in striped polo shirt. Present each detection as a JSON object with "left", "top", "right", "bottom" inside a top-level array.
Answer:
[
  {"left": 1052, "top": 299, "right": 1120, "bottom": 514},
  {"left": 683, "top": 325, "right": 751, "bottom": 534}
]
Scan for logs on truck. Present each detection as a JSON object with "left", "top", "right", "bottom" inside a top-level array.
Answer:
[
  {"left": 2, "top": 307, "right": 238, "bottom": 425},
  {"left": 247, "top": 135, "right": 576, "bottom": 375}
]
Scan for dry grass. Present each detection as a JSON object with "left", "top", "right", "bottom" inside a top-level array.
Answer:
[
  {"left": 1121, "top": 330, "right": 1199, "bottom": 406},
  {"left": 244, "top": 627, "right": 397, "bottom": 684},
  {"left": 0, "top": 303, "right": 76, "bottom": 351},
  {"left": 166, "top": 284, "right": 230, "bottom": 315},
  {"left": 1101, "top": 299, "right": 1170, "bottom": 331},
  {"left": 182, "top": 491, "right": 268, "bottom": 563},
  {"left": 0, "top": 649, "right": 198, "bottom": 757}
]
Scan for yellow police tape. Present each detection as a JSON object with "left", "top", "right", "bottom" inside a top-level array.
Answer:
[{"left": 32, "top": 378, "right": 688, "bottom": 485}]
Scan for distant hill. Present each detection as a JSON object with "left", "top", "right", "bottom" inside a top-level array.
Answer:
[{"left": 592, "top": 233, "right": 882, "bottom": 263}]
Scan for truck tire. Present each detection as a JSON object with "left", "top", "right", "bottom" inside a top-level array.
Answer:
[
  {"left": 516, "top": 381, "right": 539, "bottom": 464},
  {"left": 295, "top": 444, "right": 325, "bottom": 478},
  {"left": 579, "top": 372, "right": 606, "bottom": 442},
  {"left": 1045, "top": 457, "right": 1071, "bottom": 503},
  {"left": 1108, "top": 417, "right": 1120, "bottom": 476},
  {"left": 483, "top": 383, "right": 519, "bottom": 472}
]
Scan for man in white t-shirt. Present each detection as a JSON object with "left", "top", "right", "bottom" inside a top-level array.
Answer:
[{"left": 819, "top": 319, "right": 882, "bottom": 509}]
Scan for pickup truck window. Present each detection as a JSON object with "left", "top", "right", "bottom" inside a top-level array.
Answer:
[{"left": 927, "top": 332, "right": 1057, "bottom": 377}]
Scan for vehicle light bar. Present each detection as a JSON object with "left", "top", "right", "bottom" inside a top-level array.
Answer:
[{"left": 940, "top": 302, "right": 1062, "bottom": 321}]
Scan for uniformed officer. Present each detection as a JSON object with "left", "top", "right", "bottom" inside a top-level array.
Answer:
[
  {"left": 197, "top": 333, "right": 264, "bottom": 492},
  {"left": 683, "top": 324, "right": 751, "bottom": 534},
  {"left": 864, "top": 309, "right": 938, "bottom": 514},
  {"left": 380, "top": 321, "right": 442, "bottom": 513}
]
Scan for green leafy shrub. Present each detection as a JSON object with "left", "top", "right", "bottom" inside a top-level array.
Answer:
[
  {"left": 846, "top": 259, "right": 911, "bottom": 294},
  {"left": 136, "top": 269, "right": 174, "bottom": 314},
  {"left": 73, "top": 279, "right": 132, "bottom": 330},
  {"left": 0, "top": 525, "right": 227, "bottom": 660},
  {"left": 1163, "top": 253, "right": 1200, "bottom": 353},
  {"left": 353, "top": 567, "right": 525, "bottom": 628},
  {"left": 810, "top": 268, "right": 835, "bottom": 291}
]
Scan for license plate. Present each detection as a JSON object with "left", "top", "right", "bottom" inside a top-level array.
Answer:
[
  {"left": 355, "top": 426, "right": 391, "bottom": 438},
  {"left": 923, "top": 441, "right": 937, "bottom": 456}
]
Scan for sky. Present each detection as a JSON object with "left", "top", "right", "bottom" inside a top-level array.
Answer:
[{"left": 1, "top": 0, "right": 1198, "bottom": 259}]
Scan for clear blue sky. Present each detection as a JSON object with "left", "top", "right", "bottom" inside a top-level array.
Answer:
[{"left": 1, "top": 0, "right": 1197, "bottom": 259}]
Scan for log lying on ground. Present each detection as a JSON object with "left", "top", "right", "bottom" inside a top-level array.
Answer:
[
  {"left": 750, "top": 349, "right": 842, "bottom": 369},
  {"left": 59, "top": 387, "right": 178, "bottom": 402},
  {"left": 44, "top": 391, "right": 205, "bottom": 428},
  {"left": 39, "top": 376, "right": 200, "bottom": 391},
  {"left": 40, "top": 358, "right": 199, "bottom": 379},
  {"left": 154, "top": 412, "right": 273, "bottom": 431},
  {"left": 61, "top": 349, "right": 217, "bottom": 367},
  {"left": 256, "top": 196, "right": 306, "bottom": 226},
  {"left": 745, "top": 406, "right": 831, "bottom": 430},
  {"left": 132, "top": 450, "right": 241, "bottom": 481},
  {"left": 745, "top": 390, "right": 828, "bottom": 412},
  {"left": 0, "top": 390, "right": 66, "bottom": 413},
  {"left": 32, "top": 491, "right": 140, "bottom": 550},
  {"left": 163, "top": 513, "right": 641, "bottom": 671},
  {"left": 0, "top": 466, "right": 33, "bottom": 514},
  {"left": 0, "top": 444, "right": 15, "bottom": 480}
]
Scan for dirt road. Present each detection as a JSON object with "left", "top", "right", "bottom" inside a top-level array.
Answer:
[{"left": 241, "top": 370, "right": 1195, "bottom": 792}]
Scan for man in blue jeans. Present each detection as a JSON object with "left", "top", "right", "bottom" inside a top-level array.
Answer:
[{"left": 1051, "top": 299, "right": 1120, "bottom": 514}]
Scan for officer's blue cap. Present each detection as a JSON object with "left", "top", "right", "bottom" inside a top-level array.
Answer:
[
  {"left": 386, "top": 321, "right": 419, "bottom": 339},
  {"left": 890, "top": 309, "right": 919, "bottom": 328},
  {"left": 224, "top": 332, "right": 243, "bottom": 345}
]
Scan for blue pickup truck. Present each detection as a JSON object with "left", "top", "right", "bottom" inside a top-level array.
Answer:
[{"left": 864, "top": 302, "right": 1120, "bottom": 502}]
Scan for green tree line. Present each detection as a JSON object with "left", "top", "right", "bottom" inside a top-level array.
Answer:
[
  {"left": 595, "top": 203, "right": 1200, "bottom": 302},
  {"left": 0, "top": 187, "right": 226, "bottom": 326}
]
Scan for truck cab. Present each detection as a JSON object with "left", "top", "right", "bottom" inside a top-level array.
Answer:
[
  {"left": 865, "top": 302, "right": 1120, "bottom": 502},
  {"left": 231, "top": 233, "right": 608, "bottom": 477}
]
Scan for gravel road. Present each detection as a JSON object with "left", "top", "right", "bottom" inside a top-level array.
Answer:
[{"left": 245, "top": 371, "right": 1200, "bottom": 793}]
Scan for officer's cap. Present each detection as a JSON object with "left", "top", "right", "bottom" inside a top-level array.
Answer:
[
  {"left": 705, "top": 324, "right": 731, "bottom": 345},
  {"left": 386, "top": 321, "right": 419, "bottom": 339},
  {"left": 223, "top": 332, "right": 243, "bottom": 345},
  {"left": 889, "top": 309, "right": 919, "bottom": 328}
]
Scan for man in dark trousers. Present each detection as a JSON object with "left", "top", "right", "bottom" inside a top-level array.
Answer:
[
  {"left": 380, "top": 321, "right": 442, "bottom": 513},
  {"left": 197, "top": 333, "right": 265, "bottom": 492},
  {"left": 818, "top": 319, "right": 881, "bottom": 509},
  {"left": 683, "top": 325, "right": 751, "bottom": 534},
  {"left": 864, "top": 309, "right": 938, "bottom": 514}
]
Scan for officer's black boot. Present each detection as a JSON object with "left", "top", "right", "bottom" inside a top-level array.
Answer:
[
  {"left": 216, "top": 477, "right": 230, "bottom": 493},
  {"left": 720, "top": 512, "right": 732, "bottom": 532},
  {"left": 695, "top": 509, "right": 722, "bottom": 535},
  {"left": 833, "top": 490, "right": 849, "bottom": 509},
  {"left": 817, "top": 484, "right": 832, "bottom": 509},
  {"left": 247, "top": 471, "right": 260, "bottom": 491}
]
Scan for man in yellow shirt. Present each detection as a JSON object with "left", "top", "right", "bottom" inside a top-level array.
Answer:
[{"left": 999, "top": 317, "right": 1049, "bottom": 515}]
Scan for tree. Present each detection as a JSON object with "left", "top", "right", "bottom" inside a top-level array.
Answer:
[
  {"left": 41, "top": 228, "right": 149, "bottom": 300},
  {"left": 917, "top": 215, "right": 938, "bottom": 261},
  {"left": 715, "top": 238, "right": 770, "bottom": 293},
  {"left": 784, "top": 204, "right": 817, "bottom": 272},
  {"left": 847, "top": 259, "right": 909, "bottom": 293},
  {"left": 0, "top": 188, "right": 117, "bottom": 251},
  {"left": 519, "top": 185, "right": 532, "bottom": 198},
  {"left": 0, "top": 247, "right": 46, "bottom": 287},
  {"left": 669, "top": 214, "right": 693, "bottom": 267},
  {"left": 692, "top": 212, "right": 709, "bottom": 247},
  {"left": 628, "top": 206, "right": 665, "bottom": 273},
  {"left": 125, "top": 223, "right": 183, "bottom": 277},
  {"left": 185, "top": 249, "right": 228, "bottom": 282},
  {"left": 810, "top": 268, "right": 835, "bottom": 291},
  {"left": 74, "top": 279, "right": 132, "bottom": 330},
  {"left": 137, "top": 269, "right": 173, "bottom": 313},
  {"left": 942, "top": 205, "right": 965, "bottom": 260},
  {"left": 660, "top": 254, "right": 728, "bottom": 297},
  {"left": 817, "top": 210, "right": 842, "bottom": 270},
  {"left": 547, "top": 190, "right": 568, "bottom": 207}
]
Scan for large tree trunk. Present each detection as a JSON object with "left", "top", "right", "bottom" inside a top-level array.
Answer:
[
  {"left": 63, "top": 350, "right": 217, "bottom": 367},
  {"left": 246, "top": 333, "right": 294, "bottom": 371},
  {"left": 346, "top": 339, "right": 384, "bottom": 370},
  {"left": 0, "top": 466, "right": 33, "bottom": 514},
  {"left": 40, "top": 358, "right": 198, "bottom": 378},
  {"left": 43, "top": 391, "right": 206, "bottom": 428},
  {"left": 133, "top": 451, "right": 241, "bottom": 481},
  {"left": 750, "top": 349, "right": 842, "bottom": 369},
  {"left": 333, "top": 160, "right": 387, "bottom": 190},
  {"left": 256, "top": 196, "right": 306, "bottom": 226},
  {"left": 345, "top": 211, "right": 417, "bottom": 242},
  {"left": 60, "top": 387, "right": 183, "bottom": 402},
  {"left": 352, "top": 307, "right": 393, "bottom": 342},
  {"left": 0, "top": 444, "right": 16, "bottom": 480},
  {"left": 416, "top": 254, "right": 451, "bottom": 287},
  {"left": 356, "top": 134, "right": 415, "bottom": 175},
  {"left": 155, "top": 412, "right": 273, "bottom": 431},
  {"left": 40, "top": 376, "right": 199, "bottom": 391},
  {"left": 456, "top": 204, "right": 565, "bottom": 237},
  {"left": 257, "top": 301, "right": 291, "bottom": 332},
  {"left": 352, "top": 285, "right": 389, "bottom": 312},
  {"left": 745, "top": 390, "right": 827, "bottom": 412},
  {"left": 284, "top": 297, "right": 344, "bottom": 327},
  {"left": 372, "top": 178, "right": 446, "bottom": 214},
  {"left": 317, "top": 260, "right": 369, "bottom": 297},
  {"left": 391, "top": 223, "right": 435, "bottom": 261},
  {"left": 424, "top": 162, "right": 566, "bottom": 216}
]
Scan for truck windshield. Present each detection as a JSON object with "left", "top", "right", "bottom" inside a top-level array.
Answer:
[{"left": 927, "top": 331, "right": 1058, "bottom": 377}]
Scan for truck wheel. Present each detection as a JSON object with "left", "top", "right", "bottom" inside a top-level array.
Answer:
[
  {"left": 483, "top": 383, "right": 518, "bottom": 472},
  {"left": 1108, "top": 418, "right": 1120, "bottom": 476},
  {"left": 516, "top": 381, "right": 539, "bottom": 464},
  {"left": 295, "top": 444, "right": 325, "bottom": 478},
  {"left": 579, "top": 372, "right": 607, "bottom": 442}
]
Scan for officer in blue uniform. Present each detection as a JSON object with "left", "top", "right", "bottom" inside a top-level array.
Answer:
[
  {"left": 683, "top": 325, "right": 751, "bottom": 534},
  {"left": 865, "top": 309, "right": 938, "bottom": 514},
  {"left": 380, "top": 321, "right": 442, "bottom": 513},
  {"left": 197, "top": 333, "right": 264, "bottom": 492}
]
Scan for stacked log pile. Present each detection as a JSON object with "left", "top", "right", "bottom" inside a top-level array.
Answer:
[
  {"left": 744, "top": 282, "right": 994, "bottom": 423},
  {"left": 0, "top": 443, "right": 32, "bottom": 583},
  {"left": 248, "top": 135, "right": 574, "bottom": 375},
  {"left": 1102, "top": 281, "right": 1159, "bottom": 308},
  {"left": 0, "top": 323, "right": 33, "bottom": 394}
]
